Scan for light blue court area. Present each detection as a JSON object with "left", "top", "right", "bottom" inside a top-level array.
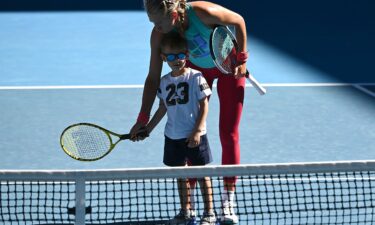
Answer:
[
  {"left": 0, "top": 11, "right": 344, "bottom": 86},
  {"left": 0, "top": 12, "right": 153, "bottom": 86},
  {"left": 0, "top": 12, "right": 375, "bottom": 170}
]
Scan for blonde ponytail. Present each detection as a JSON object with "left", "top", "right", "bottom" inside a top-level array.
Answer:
[{"left": 144, "top": 0, "right": 188, "bottom": 33}]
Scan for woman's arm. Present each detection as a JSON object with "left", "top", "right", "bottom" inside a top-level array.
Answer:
[
  {"left": 191, "top": 1, "right": 248, "bottom": 76},
  {"left": 192, "top": 1, "right": 247, "bottom": 51},
  {"left": 140, "top": 28, "right": 164, "bottom": 114},
  {"left": 130, "top": 28, "right": 164, "bottom": 138}
]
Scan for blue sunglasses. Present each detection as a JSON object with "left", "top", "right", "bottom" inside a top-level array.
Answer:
[{"left": 164, "top": 52, "right": 187, "bottom": 62}]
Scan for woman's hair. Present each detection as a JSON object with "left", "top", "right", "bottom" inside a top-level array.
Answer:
[
  {"left": 144, "top": 0, "right": 187, "bottom": 33},
  {"left": 160, "top": 32, "right": 187, "bottom": 52}
]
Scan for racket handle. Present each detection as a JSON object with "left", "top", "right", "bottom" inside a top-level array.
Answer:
[
  {"left": 120, "top": 131, "right": 149, "bottom": 140},
  {"left": 245, "top": 71, "right": 267, "bottom": 95}
]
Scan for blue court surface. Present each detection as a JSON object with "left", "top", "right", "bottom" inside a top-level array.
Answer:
[{"left": 0, "top": 12, "right": 374, "bottom": 170}]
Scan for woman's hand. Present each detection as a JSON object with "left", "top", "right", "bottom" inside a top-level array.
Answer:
[
  {"left": 233, "top": 63, "right": 247, "bottom": 79},
  {"left": 129, "top": 122, "right": 148, "bottom": 141}
]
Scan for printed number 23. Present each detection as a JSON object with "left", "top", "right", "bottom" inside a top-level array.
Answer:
[{"left": 166, "top": 82, "right": 189, "bottom": 106}]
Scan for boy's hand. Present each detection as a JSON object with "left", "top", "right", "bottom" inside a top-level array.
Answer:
[
  {"left": 186, "top": 132, "right": 201, "bottom": 148},
  {"left": 137, "top": 127, "right": 149, "bottom": 141}
]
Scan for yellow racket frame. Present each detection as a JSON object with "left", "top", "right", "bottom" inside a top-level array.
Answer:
[{"left": 60, "top": 123, "right": 131, "bottom": 161}]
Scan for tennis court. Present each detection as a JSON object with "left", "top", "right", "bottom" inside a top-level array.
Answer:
[{"left": 1, "top": 4, "right": 375, "bottom": 225}]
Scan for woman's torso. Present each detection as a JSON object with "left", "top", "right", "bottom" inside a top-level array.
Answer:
[{"left": 184, "top": 3, "right": 216, "bottom": 69}]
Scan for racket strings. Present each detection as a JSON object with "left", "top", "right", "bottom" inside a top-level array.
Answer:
[
  {"left": 212, "top": 28, "right": 237, "bottom": 73},
  {"left": 61, "top": 125, "right": 112, "bottom": 160}
]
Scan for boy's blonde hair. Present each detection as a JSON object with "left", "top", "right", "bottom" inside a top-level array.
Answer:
[
  {"left": 160, "top": 32, "right": 187, "bottom": 52},
  {"left": 143, "top": 0, "right": 187, "bottom": 33}
]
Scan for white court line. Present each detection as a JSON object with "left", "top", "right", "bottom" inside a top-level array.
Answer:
[
  {"left": 353, "top": 84, "right": 375, "bottom": 98},
  {"left": 0, "top": 85, "right": 144, "bottom": 90},
  {"left": 0, "top": 83, "right": 374, "bottom": 90}
]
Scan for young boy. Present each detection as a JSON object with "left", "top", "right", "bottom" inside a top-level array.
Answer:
[{"left": 143, "top": 32, "right": 216, "bottom": 225}]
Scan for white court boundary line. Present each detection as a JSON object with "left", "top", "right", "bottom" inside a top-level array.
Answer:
[
  {"left": 353, "top": 84, "right": 375, "bottom": 98},
  {"left": 2, "top": 83, "right": 373, "bottom": 98},
  {"left": 0, "top": 85, "right": 144, "bottom": 90},
  {"left": 0, "top": 83, "right": 374, "bottom": 90}
]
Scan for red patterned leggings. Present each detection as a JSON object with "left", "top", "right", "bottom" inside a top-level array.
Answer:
[{"left": 186, "top": 61, "right": 245, "bottom": 184}]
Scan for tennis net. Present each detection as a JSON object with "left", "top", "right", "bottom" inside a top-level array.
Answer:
[{"left": 1, "top": 160, "right": 375, "bottom": 225}]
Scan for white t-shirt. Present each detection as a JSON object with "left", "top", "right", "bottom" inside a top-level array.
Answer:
[{"left": 157, "top": 68, "right": 212, "bottom": 139}]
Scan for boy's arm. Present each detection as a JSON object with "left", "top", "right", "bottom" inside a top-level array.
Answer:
[
  {"left": 187, "top": 97, "right": 209, "bottom": 148},
  {"left": 194, "top": 97, "right": 209, "bottom": 134},
  {"left": 145, "top": 99, "right": 167, "bottom": 135}
]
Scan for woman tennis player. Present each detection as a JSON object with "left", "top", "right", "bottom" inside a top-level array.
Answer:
[{"left": 130, "top": 1, "right": 249, "bottom": 223}]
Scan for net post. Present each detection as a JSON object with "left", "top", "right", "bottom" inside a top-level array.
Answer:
[{"left": 75, "top": 177, "right": 86, "bottom": 225}]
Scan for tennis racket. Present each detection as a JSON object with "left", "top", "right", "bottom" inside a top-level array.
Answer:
[
  {"left": 210, "top": 25, "right": 267, "bottom": 95},
  {"left": 60, "top": 123, "right": 147, "bottom": 161}
]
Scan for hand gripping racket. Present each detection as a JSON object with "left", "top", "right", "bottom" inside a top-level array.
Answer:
[
  {"left": 210, "top": 25, "right": 267, "bottom": 95},
  {"left": 60, "top": 123, "right": 147, "bottom": 161}
]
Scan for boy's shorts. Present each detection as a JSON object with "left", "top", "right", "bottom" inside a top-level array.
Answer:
[{"left": 163, "top": 134, "right": 212, "bottom": 167}]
